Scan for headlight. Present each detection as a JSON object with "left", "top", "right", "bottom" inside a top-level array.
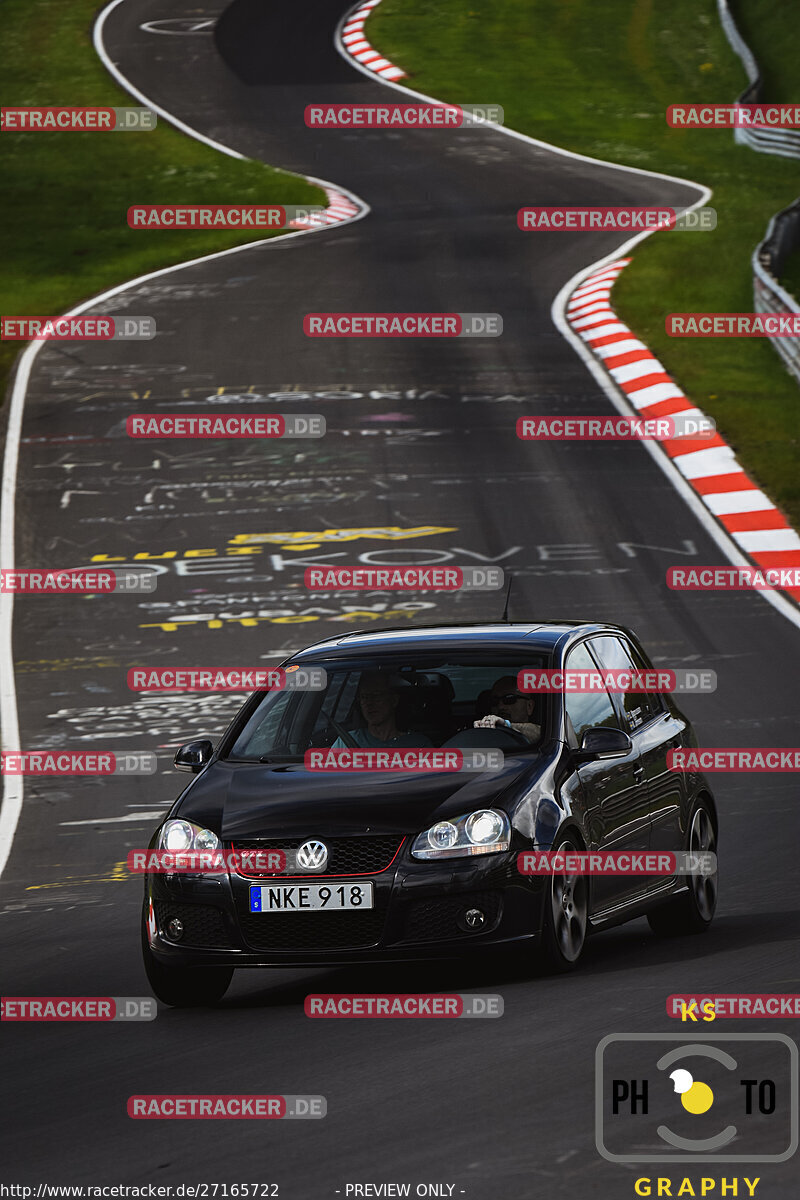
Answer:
[
  {"left": 194, "top": 826, "right": 220, "bottom": 851},
  {"left": 428, "top": 821, "right": 458, "bottom": 850},
  {"left": 411, "top": 809, "right": 510, "bottom": 860},
  {"left": 158, "top": 819, "right": 220, "bottom": 852},
  {"left": 465, "top": 809, "right": 505, "bottom": 845}
]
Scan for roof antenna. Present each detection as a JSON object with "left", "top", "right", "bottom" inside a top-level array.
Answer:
[{"left": 501, "top": 574, "right": 513, "bottom": 623}]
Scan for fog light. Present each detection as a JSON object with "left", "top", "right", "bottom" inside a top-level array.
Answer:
[
  {"left": 166, "top": 917, "right": 184, "bottom": 941},
  {"left": 464, "top": 908, "right": 485, "bottom": 929}
]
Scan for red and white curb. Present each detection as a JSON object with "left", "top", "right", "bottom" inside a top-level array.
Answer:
[
  {"left": 567, "top": 258, "right": 800, "bottom": 604},
  {"left": 340, "top": 0, "right": 407, "bottom": 81},
  {"left": 289, "top": 187, "right": 362, "bottom": 229}
]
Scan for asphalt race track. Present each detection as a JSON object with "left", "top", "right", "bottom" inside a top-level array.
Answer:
[{"left": 2, "top": 0, "right": 799, "bottom": 1195}]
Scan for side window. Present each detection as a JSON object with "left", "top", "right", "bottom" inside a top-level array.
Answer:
[
  {"left": 310, "top": 672, "right": 360, "bottom": 739},
  {"left": 627, "top": 641, "right": 666, "bottom": 722},
  {"left": 588, "top": 636, "right": 659, "bottom": 731},
  {"left": 563, "top": 642, "right": 620, "bottom": 742},
  {"left": 229, "top": 689, "right": 297, "bottom": 757}
]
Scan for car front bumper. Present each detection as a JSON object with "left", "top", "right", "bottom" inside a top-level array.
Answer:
[{"left": 144, "top": 848, "right": 546, "bottom": 968}]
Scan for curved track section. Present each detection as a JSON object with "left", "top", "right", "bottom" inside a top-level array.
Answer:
[{"left": 2, "top": 1, "right": 799, "bottom": 1195}]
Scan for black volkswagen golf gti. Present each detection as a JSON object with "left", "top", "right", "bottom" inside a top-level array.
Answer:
[{"left": 142, "top": 622, "right": 719, "bottom": 1005}]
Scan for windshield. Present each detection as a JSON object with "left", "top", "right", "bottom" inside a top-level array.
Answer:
[{"left": 227, "top": 654, "right": 550, "bottom": 760}]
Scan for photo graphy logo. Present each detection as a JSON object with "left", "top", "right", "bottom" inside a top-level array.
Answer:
[{"left": 596, "top": 1034, "right": 798, "bottom": 1163}]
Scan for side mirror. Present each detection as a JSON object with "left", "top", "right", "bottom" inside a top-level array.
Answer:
[
  {"left": 174, "top": 739, "right": 213, "bottom": 773},
  {"left": 575, "top": 727, "right": 632, "bottom": 762}
]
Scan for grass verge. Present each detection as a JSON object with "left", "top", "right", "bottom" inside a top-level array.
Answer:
[
  {"left": 1, "top": 0, "right": 323, "bottom": 410},
  {"left": 371, "top": 0, "right": 800, "bottom": 527}
]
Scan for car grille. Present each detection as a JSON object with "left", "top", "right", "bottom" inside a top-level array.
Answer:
[
  {"left": 403, "top": 891, "right": 503, "bottom": 943},
  {"left": 154, "top": 901, "right": 229, "bottom": 948},
  {"left": 237, "top": 892, "right": 390, "bottom": 952},
  {"left": 229, "top": 835, "right": 405, "bottom": 878}
]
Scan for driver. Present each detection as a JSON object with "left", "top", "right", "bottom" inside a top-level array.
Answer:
[
  {"left": 332, "top": 671, "right": 433, "bottom": 748},
  {"left": 473, "top": 676, "right": 540, "bottom": 743}
]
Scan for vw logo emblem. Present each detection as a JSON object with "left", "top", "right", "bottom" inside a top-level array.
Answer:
[{"left": 296, "top": 839, "right": 329, "bottom": 872}]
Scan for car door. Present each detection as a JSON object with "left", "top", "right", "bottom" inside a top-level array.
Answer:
[
  {"left": 622, "top": 636, "right": 689, "bottom": 862},
  {"left": 563, "top": 640, "right": 650, "bottom": 911},
  {"left": 588, "top": 634, "right": 685, "bottom": 894}
]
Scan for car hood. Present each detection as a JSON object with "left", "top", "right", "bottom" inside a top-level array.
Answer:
[{"left": 175, "top": 755, "right": 548, "bottom": 839}]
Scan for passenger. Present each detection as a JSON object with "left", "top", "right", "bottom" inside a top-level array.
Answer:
[
  {"left": 332, "top": 671, "right": 433, "bottom": 748},
  {"left": 473, "top": 676, "right": 540, "bottom": 743}
]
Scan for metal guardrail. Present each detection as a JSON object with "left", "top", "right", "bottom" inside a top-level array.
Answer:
[
  {"left": 717, "top": 0, "right": 800, "bottom": 159},
  {"left": 717, "top": 0, "right": 800, "bottom": 383},
  {"left": 754, "top": 200, "right": 800, "bottom": 380}
]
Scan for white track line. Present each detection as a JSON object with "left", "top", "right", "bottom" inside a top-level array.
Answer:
[
  {"left": 334, "top": 0, "right": 800, "bottom": 631},
  {"left": 0, "top": 0, "right": 371, "bottom": 880}
]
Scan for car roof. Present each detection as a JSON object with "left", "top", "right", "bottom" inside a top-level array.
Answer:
[{"left": 290, "top": 621, "right": 636, "bottom": 660}]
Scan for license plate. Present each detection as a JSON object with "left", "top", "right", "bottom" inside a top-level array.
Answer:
[{"left": 249, "top": 882, "right": 374, "bottom": 912}]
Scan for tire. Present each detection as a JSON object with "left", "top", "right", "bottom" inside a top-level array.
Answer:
[
  {"left": 647, "top": 800, "right": 718, "bottom": 936},
  {"left": 141, "top": 909, "right": 233, "bottom": 1007},
  {"left": 539, "top": 834, "right": 589, "bottom": 973}
]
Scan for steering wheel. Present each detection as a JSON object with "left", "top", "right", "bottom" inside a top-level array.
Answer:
[{"left": 491, "top": 724, "right": 530, "bottom": 747}]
